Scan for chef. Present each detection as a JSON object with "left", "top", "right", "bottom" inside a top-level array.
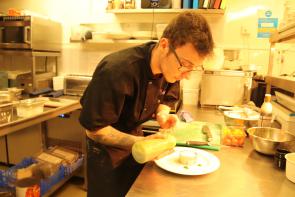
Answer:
[{"left": 79, "top": 10, "right": 214, "bottom": 197}]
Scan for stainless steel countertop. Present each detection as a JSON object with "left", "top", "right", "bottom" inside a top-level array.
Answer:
[
  {"left": 0, "top": 97, "right": 81, "bottom": 136},
  {"left": 127, "top": 105, "right": 295, "bottom": 197}
]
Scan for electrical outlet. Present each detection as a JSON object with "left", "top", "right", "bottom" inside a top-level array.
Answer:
[{"left": 241, "top": 26, "right": 250, "bottom": 36}]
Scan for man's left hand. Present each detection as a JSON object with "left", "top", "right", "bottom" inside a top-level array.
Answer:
[{"left": 156, "top": 112, "right": 179, "bottom": 129}]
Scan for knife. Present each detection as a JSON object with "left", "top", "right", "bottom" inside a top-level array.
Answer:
[{"left": 202, "top": 125, "right": 213, "bottom": 142}]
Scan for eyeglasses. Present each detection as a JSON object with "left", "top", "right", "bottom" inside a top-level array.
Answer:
[{"left": 169, "top": 45, "right": 204, "bottom": 72}]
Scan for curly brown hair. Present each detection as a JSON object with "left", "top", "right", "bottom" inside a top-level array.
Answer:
[{"left": 162, "top": 11, "right": 214, "bottom": 57}]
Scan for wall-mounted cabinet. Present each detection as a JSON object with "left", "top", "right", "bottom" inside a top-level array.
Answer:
[{"left": 265, "top": 23, "right": 295, "bottom": 93}]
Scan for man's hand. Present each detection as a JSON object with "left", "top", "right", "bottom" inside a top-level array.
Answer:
[{"left": 156, "top": 111, "right": 179, "bottom": 129}]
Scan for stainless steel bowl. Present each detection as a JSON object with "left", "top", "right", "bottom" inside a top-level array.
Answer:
[{"left": 247, "top": 127, "right": 295, "bottom": 155}]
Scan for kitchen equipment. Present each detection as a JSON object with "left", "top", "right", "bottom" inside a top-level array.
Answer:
[
  {"left": 0, "top": 71, "right": 8, "bottom": 89},
  {"left": 223, "top": 109, "right": 260, "bottom": 129},
  {"left": 16, "top": 98, "right": 47, "bottom": 118},
  {"left": 0, "top": 88, "right": 23, "bottom": 102},
  {"left": 275, "top": 91, "right": 295, "bottom": 112},
  {"left": 0, "top": 15, "right": 62, "bottom": 51},
  {"left": 141, "top": 0, "right": 172, "bottom": 8},
  {"left": 271, "top": 96, "right": 295, "bottom": 136},
  {"left": 64, "top": 75, "right": 92, "bottom": 96},
  {"left": 247, "top": 127, "right": 295, "bottom": 155},
  {"left": 200, "top": 70, "right": 253, "bottom": 106},
  {"left": 285, "top": 152, "right": 295, "bottom": 183},
  {"left": 154, "top": 147, "right": 220, "bottom": 175},
  {"left": 6, "top": 70, "right": 32, "bottom": 92}
]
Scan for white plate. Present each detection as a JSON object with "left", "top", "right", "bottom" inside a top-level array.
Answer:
[{"left": 154, "top": 147, "right": 220, "bottom": 176}]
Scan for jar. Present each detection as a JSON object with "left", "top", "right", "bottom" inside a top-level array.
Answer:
[{"left": 274, "top": 149, "right": 290, "bottom": 170}]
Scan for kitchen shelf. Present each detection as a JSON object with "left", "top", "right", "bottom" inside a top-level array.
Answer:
[
  {"left": 265, "top": 76, "right": 295, "bottom": 93},
  {"left": 107, "top": 8, "right": 225, "bottom": 14},
  {"left": 267, "top": 23, "right": 295, "bottom": 94},
  {"left": 270, "top": 22, "right": 295, "bottom": 43}
]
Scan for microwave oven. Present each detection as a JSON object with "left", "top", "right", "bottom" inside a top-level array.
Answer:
[{"left": 0, "top": 15, "right": 62, "bottom": 51}]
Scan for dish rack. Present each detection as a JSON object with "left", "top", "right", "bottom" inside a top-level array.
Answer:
[{"left": 0, "top": 103, "right": 13, "bottom": 124}]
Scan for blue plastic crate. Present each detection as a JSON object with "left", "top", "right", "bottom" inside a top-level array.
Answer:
[
  {"left": 64, "top": 156, "right": 84, "bottom": 176},
  {"left": 0, "top": 157, "right": 36, "bottom": 187},
  {"left": 40, "top": 165, "right": 65, "bottom": 196},
  {"left": 0, "top": 157, "right": 66, "bottom": 196}
]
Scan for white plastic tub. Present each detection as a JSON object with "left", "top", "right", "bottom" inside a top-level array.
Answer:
[
  {"left": 285, "top": 153, "right": 295, "bottom": 183},
  {"left": 183, "top": 88, "right": 199, "bottom": 106}
]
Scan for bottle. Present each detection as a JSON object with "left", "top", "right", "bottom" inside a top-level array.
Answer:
[
  {"left": 261, "top": 94, "right": 272, "bottom": 116},
  {"left": 260, "top": 94, "right": 272, "bottom": 127},
  {"left": 132, "top": 134, "right": 176, "bottom": 164},
  {"left": 172, "top": 0, "right": 181, "bottom": 9},
  {"left": 124, "top": 0, "right": 135, "bottom": 9}
]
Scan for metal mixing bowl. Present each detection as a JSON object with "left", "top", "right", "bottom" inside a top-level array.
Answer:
[{"left": 247, "top": 127, "right": 295, "bottom": 155}]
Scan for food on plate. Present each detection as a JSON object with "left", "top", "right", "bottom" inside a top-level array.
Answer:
[
  {"left": 132, "top": 134, "right": 176, "bottom": 164},
  {"left": 222, "top": 126, "right": 246, "bottom": 147},
  {"left": 179, "top": 150, "right": 197, "bottom": 166}
]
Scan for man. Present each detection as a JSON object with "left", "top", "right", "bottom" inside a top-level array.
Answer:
[{"left": 79, "top": 11, "right": 214, "bottom": 197}]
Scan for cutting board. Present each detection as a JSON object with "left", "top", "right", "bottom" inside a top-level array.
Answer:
[{"left": 169, "top": 121, "right": 222, "bottom": 150}]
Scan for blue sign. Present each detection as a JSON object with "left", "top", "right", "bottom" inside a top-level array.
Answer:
[{"left": 257, "top": 14, "right": 278, "bottom": 38}]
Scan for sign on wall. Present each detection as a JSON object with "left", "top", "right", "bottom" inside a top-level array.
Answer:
[{"left": 257, "top": 10, "right": 278, "bottom": 38}]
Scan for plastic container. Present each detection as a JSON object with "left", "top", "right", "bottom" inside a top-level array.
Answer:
[
  {"left": 285, "top": 153, "right": 295, "bottom": 183},
  {"left": 222, "top": 126, "right": 246, "bottom": 147},
  {"left": 183, "top": 88, "right": 199, "bottom": 106},
  {"left": 0, "top": 103, "right": 13, "bottom": 124},
  {"left": 16, "top": 98, "right": 47, "bottom": 118}
]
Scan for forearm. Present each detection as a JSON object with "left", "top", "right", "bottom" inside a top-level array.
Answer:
[{"left": 86, "top": 126, "right": 144, "bottom": 150}]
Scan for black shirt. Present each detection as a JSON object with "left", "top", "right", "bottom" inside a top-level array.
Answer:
[{"left": 79, "top": 42, "right": 179, "bottom": 133}]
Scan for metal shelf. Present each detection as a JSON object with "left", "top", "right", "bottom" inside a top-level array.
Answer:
[
  {"left": 270, "top": 22, "right": 295, "bottom": 43},
  {"left": 107, "top": 8, "right": 225, "bottom": 14},
  {"left": 265, "top": 76, "right": 295, "bottom": 94},
  {"left": 267, "top": 23, "right": 295, "bottom": 93}
]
